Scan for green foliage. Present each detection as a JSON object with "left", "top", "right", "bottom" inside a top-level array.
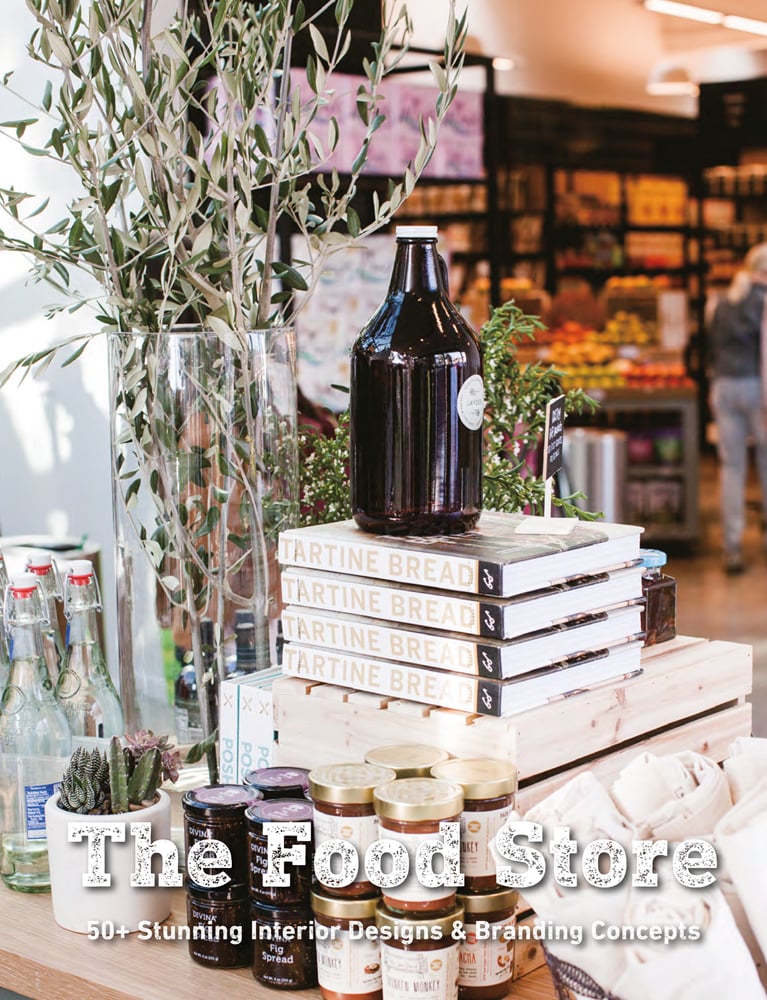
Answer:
[
  {"left": 58, "top": 746, "right": 110, "bottom": 814},
  {"left": 299, "top": 301, "right": 601, "bottom": 524},
  {"left": 0, "top": 0, "right": 466, "bottom": 364},
  {"left": 186, "top": 728, "right": 219, "bottom": 787},
  {"left": 107, "top": 736, "right": 129, "bottom": 814}
]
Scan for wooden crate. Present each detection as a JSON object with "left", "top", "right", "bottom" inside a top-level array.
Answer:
[{"left": 273, "top": 635, "right": 752, "bottom": 812}]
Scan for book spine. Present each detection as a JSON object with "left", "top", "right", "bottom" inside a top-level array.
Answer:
[
  {"left": 237, "top": 680, "right": 277, "bottom": 780},
  {"left": 281, "top": 607, "right": 503, "bottom": 676},
  {"left": 281, "top": 569, "right": 492, "bottom": 636},
  {"left": 282, "top": 642, "right": 502, "bottom": 716},
  {"left": 279, "top": 532, "right": 503, "bottom": 596}
]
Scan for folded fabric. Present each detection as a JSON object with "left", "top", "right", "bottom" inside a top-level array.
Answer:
[
  {"left": 610, "top": 750, "right": 732, "bottom": 840},
  {"left": 521, "top": 773, "right": 637, "bottom": 991},
  {"left": 723, "top": 737, "right": 767, "bottom": 803},
  {"left": 715, "top": 778, "right": 767, "bottom": 973},
  {"left": 720, "top": 874, "right": 767, "bottom": 990},
  {"left": 612, "top": 883, "right": 764, "bottom": 1000}
]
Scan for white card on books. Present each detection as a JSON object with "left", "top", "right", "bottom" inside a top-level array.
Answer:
[{"left": 514, "top": 515, "right": 578, "bottom": 536}]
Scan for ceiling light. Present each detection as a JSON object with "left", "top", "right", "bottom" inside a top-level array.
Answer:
[
  {"left": 722, "top": 14, "right": 767, "bottom": 36},
  {"left": 492, "top": 57, "right": 515, "bottom": 72},
  {"left": 646, "top": 65, "right": 699, "bottom": 96},
  {"left": 643, "top": 0, "right": 723, "bottom": 25}
]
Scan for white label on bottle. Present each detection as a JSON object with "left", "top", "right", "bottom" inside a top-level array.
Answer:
[
  {"left": 316, "top": 929, "right": 382, "bottom": 993},
  {"left": 379, "top": 827, "right": 455, "bottom": 906},
  {"left": 175, "top": 706, "right": 203, "bottom": 745},
  {"left": 313, "top": 809, "right": 380, "bottom": 856},
  {"left": 381, "top": 941, "right": 458, "bottom": 1000},
  {"left": 459, "top": 917, "right": 515, "bottom": 987},
  {"left": 25, "top": 782, "right": 59, "bottom": 840},
  {"left": 457, "top": 374, "right": 485, "bottom": 431},
  {"left": 461, "top": 804, "right": 513, "bottom": 876}
]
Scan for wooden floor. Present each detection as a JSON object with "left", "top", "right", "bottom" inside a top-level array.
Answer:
[{"left": 670, "top": 450, "right": 766, "bottom": 736}]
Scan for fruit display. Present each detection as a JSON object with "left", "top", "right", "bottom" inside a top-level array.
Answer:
[{"left": 528, "top": 314, "right": 693, "bottom": 391}]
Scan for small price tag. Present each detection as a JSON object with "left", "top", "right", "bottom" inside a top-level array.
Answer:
[{"left": 542, "top": 394, "right": 566, "bottom": 481}]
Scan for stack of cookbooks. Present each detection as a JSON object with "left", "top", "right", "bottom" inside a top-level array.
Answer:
[{"left": 277, "top": 512, "right": 646, "bottom": 718}]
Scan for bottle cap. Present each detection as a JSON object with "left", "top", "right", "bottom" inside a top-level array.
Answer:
[
  {"left": 9, "top": 573, "right": 40, "bottom": 597},
  {"left": 640, "top": 548, "right": 667, "bottom": 570},
  {"left": 25, "top": 552, "right": 54, "bottom": 573},
  {"left": 67, "top": 560, "right": 94, "bottom": 584},
  {"left": 395, "top": 225, "right": 438, "bottom": 239}
]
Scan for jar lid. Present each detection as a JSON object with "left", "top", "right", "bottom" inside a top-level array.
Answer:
[
  {"left": 250, "top": 899, "right": 314, "bottom": 922},
  {"left": 246, "top": 797, "right": 314, "bottom": 827},
  {"left": 182, "top": 784, "right": 261, "bottom": 815},
  {"left": 375, "top": 901, "right": 463, "bottom": 938},
  {"left": 396, "top": 225, "right": 438, "bottom": 239},
  {"left": 374, "top": 777, "right": 463, "bottom": 822},
  {"left": 640, "top": 548, "right": 667, "bottom": 569},
  {"left": 186, "top": 879, "right": 250, "bottom": 903},
  {"left": 430, "top": 758, "right": 517, "bottom": 799},
  {"left": 458, "top": 888, "right": 518, "bottom": 915},
  {"left": 309, "top": 763, "right": 396, "bottom": 804},
  {"left": 311, "top": 890, "right": 379, "bottom": 920},
  {"left": 243, "top": 766, "right": 310, "bottom": 797},
  {"left": 364, "top": 744, "right": 451, "bottom": 778}
]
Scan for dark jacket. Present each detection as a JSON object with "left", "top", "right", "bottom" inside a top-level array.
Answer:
[{"left": 709, "top": 281, "right": 767, "bottom": 379}]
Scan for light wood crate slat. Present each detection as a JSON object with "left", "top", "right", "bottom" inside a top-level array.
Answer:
[{"left": 515, "top": 701, "right": 752, "bottom": 812}]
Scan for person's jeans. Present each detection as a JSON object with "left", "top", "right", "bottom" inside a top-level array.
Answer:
[{"left": 711, "top": 375, "right": 767, "bottom": 554}]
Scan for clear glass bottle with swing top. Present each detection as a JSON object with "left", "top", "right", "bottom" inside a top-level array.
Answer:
[
  {"left": 0, "top": 550, "right": 10, "bottom": 691},
  {"left": 24, "top": 552, "right": 65, "bottom": 685},
  {"left": 54, "top": 560, "right": 123, "bottom": 749},
  {"left": 0, "top": 574, "right": 72, "bottom": 892}
]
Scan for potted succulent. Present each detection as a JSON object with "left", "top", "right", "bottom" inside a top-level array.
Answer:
[
  {"left": 0, "top": 0, "right": 466, "bottom": 736},
  {"left": 45, "top": 731, "right": 182, "bottom": 933}
]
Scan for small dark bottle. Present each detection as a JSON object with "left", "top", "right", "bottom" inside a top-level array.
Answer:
[
  {"left": 350, "top": 226, "right": 484, "bottom": 536},
  {"left": 228, "top": 609, "right": 271, "bottom": 676},
  {"left": 174, "top": 645, "right": 203, "bottom": 745},
  {"left": 640, "top": 548, "right": 677, "bottom": 646}
]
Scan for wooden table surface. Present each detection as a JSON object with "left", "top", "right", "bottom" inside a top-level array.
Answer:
[{"left": 0, "top": 886, "right": 557, "bottom": 1000}]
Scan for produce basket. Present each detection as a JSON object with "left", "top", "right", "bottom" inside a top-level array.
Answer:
[{"left": 543, "top": 945, "right": 625, "bottom": 1000}]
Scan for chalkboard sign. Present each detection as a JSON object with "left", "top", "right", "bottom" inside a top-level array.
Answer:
[{"left": 543, "top": 394, "right": 566, "bottom": 480}]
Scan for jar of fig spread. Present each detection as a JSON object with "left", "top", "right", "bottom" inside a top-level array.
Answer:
[
  {"left": 183, "top": 784, "right": 261, "bottom": 886},
  {"left": 244, "top": 765, "right": 310, "bottom": 799},
  {"left": 364, "top": 744, "right": 451, "bottom": 779},
  {"left": 309, "top": 763, "right": 396, "bottom": 898},
  {"left": 374, "top": 777, "right": 463, "bottom": 914},
  {"left": 376, "top": 902, "right": 463, "bottom": 1000},
  {"left": 186, "top": 880, "right": 253, "bottom": 968},
  {"left": 247, "top": 797, "right": 314, "bottom": 906},
  {"left": 311, "top": 890, "right": 383, "bottom": 1000},
  {"left": 251, "top": 900, "right": 318, "bottom": 989},
  {"left": 457, "top": 889, "right": 518, "bottom": 1000},
  {"left": 430, "top": 759, "right": 517, "bottom": 891}
]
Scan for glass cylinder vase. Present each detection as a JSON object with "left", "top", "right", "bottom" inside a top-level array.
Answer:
[{"left": 108, "top": 327, "right": 298, "bottom": 736}]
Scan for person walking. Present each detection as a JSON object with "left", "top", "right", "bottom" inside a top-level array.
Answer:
[{"left": 708, "top": 242, "right": 767, "bottom": 574}]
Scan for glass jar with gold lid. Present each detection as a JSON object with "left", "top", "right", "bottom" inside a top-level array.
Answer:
[
  {"left": 430, "top": 758, "right": 517, "bottom": 891},
  {"left": 312, "top": 890, "right": 383, "bottom": 1000},
  {"left": 364, "top": 744, "right": 451, "bottom": 779},
  {"left": 374, "top": 777, "right": 463, "bottom": 914},
  {"left": 376, "top": 901, "right": 463, "bottom": 1000},
  {"left": 309, "top": 762, "right": 396, "bottom": 897},
  {"left": 458, "top": 888, "right": 518, "bottom": 1000}
]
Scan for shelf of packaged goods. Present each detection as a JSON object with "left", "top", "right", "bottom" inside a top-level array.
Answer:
[{"left": 0, "top": 887, "right": 558, "bottom": 1000}]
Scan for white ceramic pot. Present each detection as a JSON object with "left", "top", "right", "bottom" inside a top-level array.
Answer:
[{"left": 45, "top": 789, "right": 173, "bottom": 934}]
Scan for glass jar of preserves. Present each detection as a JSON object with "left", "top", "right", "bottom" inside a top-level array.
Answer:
[
  {"left": 247, "top": 797, "right": 314, "bottom": 906},
  {"left": 251, "top": 900, "right": 318, "bottom": 989},
  {"left": 430, "top": 759, "right": 517, "bottom": 892},
  {"left": 374, "top": 777, "right": 463, "bottom": 914},
  {"left": 312, "top": 890, "right": 383, "bottom": 1000},
  {"left": 640, "top": 548, "right": 676, "bottom": 646},
  {"left": 364, "top": 744, "right": 451, "bottom": 779},
  {"left": 457, "top": 889, "right": 518, "bottom": 1000},
  {"left": 183, "top": 784, "right": 260, "bottom": 886},
  {"left": 186, "top": 880, "right": 253, "bottom": 968},
  {"left": 309, "top": 763, "right": 396, "bottom": 897},
  {"left": 376, "top": 901, "right": 463, "bottom": 1000},
  {"left": 243, "top": 765, "right": 310, "bottom": 799}
]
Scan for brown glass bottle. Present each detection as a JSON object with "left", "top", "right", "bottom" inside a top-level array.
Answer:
[{"left": 350, "top": 226, "right": 483, "bottom": 536}]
